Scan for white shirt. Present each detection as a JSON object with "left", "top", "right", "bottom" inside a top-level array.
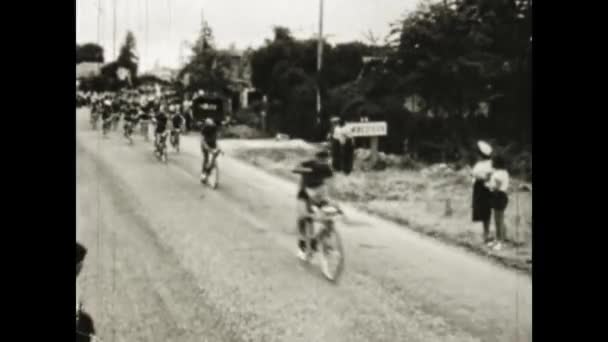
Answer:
[
  {"left": 486, "top": 169, "right": 510, "bottom": 192},
  {"left": 332, "top": 126, "right": 351, "bottom": 144},
  {"left": 472, "top": 160, "right": 493, "bottom": 181}
]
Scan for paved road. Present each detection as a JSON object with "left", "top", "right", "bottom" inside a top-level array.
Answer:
[{"left": 76, "top": 109, "right": 531, "bottom": 342}]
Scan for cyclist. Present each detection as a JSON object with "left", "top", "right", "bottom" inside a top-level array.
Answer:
[
  {"left": 152, "top": 101, "right": 170, "bottom": 155},
  {"left": 111, "top": 95, "right": 121, "bottom": 131},
  {"left": 170, "top": 105, "right": 185, "bottom": 150},
  {"left": 199, "top": 117, "right": 220, "bottom": 183},
  {"left": 138, "top": 97, "right": 153, "bottom": 140},
  {"left": 101, "top": 100, "right": 113, "bottom": 135},
  {"left": 123, "top": 100, "right": 139, "bottom": 141},
  {"left": 292, "top": 149, "right": 334, "bottom": 261},
  {"left": 89, "top": 95, "right": 101, "bottom": 128}
]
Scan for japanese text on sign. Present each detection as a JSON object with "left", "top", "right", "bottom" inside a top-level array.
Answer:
[{"left": 344, "top": 122, "right": 387, "bottom": 137}]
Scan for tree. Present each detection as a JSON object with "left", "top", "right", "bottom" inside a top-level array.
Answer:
[
  {"left": 178, "top": 19, "right": 232, "bottom": 93},
  {"left": 116, "top": 31, "right": 139, "bottom": 81},
  {"left": 76, "top": 43, "right": 104, "bottom": 64},
  {"left": 389, "top": 0, "right": 531, "bottom": 142}
]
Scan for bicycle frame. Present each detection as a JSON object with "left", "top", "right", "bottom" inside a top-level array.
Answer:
[
  {"left": 307, "top": 206, "right": 341, "bottom": 244},
  {"left": 207, "top": 149, "right": 221, "bottom": 169}
]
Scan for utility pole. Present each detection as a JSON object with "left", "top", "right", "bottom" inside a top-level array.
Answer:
[
  {"left": 113, "top": 0, "right": 117, "bottom": 60},
  {"left": 97, "top": 0, "right": 102, "bottom": 45},
  {"left": 146, "top": 0, "right": 149, "bottom": 70},
  {"left": 316, "top": 0, "right": 324, "bottom": 123}
]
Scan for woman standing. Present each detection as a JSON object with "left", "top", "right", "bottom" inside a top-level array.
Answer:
[
  {"left": 329, "top": 117, "right": 342, "bottom": 172},
  {"left": 471, "top": 141, "right": 494, "bottom": 244},
  {"left": 487, "top": 154, "right": 510, "bottom": 250}
]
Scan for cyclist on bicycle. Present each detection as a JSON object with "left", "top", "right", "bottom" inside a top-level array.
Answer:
[
  {"left": 199, "top": 117, "right": 220, "bottom": 183},
  {"left": 111, "top": 96, "right": 121, "bottom": 131},
  {"left": 170, "top": 105, "right": 185, "bottom": 143},
  {"left": 152, "top": 102, "right": 170, "bottom": 152},
  {"left": 101, "top": 100, "right": 113, "bottom": 133},
  {"left": 138, "top": 98, "right": 153, "bottom": 138},
  {"left": 292, "top": 149, "right": 334, "bottom": 261},
  {"left": 123, "top": 101, "right": 139, "bottom": 139}
]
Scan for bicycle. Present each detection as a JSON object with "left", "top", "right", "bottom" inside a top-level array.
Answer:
[
  {"left": 111, "top": 113, "right": 120, "bottom": 131},
  {"left": 201, "top": 148, "right": 222, "bottom": 189},
  {"left": 123, "top": 122, "right": 134, "bottom": 145},
  {"left": 101, "top": 118, "right": 112, "bottom": 138},
  {"left": 90, "top": 111, "right": 99, "bottom": 130},
  {"left": 154, "top": 131, "right": 169, "bottom": 164},
  {"left": 140, "top": 120, "right": 150, "bottom": 141},
  {"left": 301, "top": 204, "right": 345, "bottom": 283},
  {"left": 170, "top": 129, "right": 181, "bottom": 153}
]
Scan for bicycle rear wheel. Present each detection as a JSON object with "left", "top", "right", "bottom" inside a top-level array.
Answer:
[{"left": 319, "top": 225, "right": 345, "bottom": 282}]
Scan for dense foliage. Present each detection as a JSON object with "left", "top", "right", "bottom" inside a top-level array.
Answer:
[{"left": 248, "top": 0, "right": 531, "bottom": 176}]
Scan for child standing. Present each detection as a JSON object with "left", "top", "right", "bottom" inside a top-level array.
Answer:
[{"left": 487, "top": 154, "right": 510, "bottom": 251}]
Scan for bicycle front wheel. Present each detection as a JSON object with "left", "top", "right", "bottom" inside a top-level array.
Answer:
[
  {"left": 207, "top": 164, "right": 219, "bottom": 189},
  {"left": 320, "top": 225, "right": 345, "bottom": 282}
]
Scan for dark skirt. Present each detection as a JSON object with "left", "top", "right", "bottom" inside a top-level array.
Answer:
[
  {"left": 343, "top": 139, "right": 354, "bottom": 174},
  {"left": 472, "top": 180, "right": 492, "bottom": 222},
  {"left": 331, "top": 139, "right": 342, "bottom": 171},
  {"left": 492, "top": 191, "right": 509, "bottom": 211}
]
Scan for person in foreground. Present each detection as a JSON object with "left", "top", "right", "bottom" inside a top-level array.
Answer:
[
  {"left": 76, "top": 241, "right": 96, "bottom": 342},
  {"left": 292, "top": 149, "right": 335, "bottom": 263}
]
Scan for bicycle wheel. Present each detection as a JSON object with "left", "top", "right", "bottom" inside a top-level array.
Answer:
[
  {"left": 319, "top": 224, "right": 345, "bottom": 282},
  {"left": 207, "top": 164, "right": 219, "bottom": 189}
]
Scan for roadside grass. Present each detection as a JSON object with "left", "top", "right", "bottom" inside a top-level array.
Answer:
[{"left": 232, "top": 146, "right": 532, "bottom": 273}]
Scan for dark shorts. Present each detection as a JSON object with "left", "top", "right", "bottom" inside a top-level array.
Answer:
[
  {"left": 492, "top": 191, "right": 509, "bottom": 211},
  {"left": 202, "top": 139, "right": 217, "bottom": 149}
]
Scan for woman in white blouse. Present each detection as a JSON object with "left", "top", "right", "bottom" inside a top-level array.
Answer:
[
  {"left": 471, "top": 141, "right": 494, "bottom": 244},
  {"left": 486, "top": 154, "right": 510, "bottom": 250}
]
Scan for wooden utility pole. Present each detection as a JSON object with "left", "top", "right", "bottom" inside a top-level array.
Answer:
[{"left": 316, "top": 0, "right": 324, "bottom": 123}]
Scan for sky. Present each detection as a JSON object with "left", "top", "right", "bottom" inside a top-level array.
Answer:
[{"left": 76, "top": 0, "right": 421, "bottom": 72}]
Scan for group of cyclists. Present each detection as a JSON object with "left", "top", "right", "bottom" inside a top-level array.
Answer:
[
  {"left": 79, "top": 88, "right": 221, "bottom": 183},
  {"left": 77, "top": 85, "right": 343, "bottom": 292}
]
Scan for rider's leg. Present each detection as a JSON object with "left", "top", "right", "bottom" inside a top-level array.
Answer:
[
  {"left": 202, "top": 149, "right": 210, "bottom": 174},
  {"left": 296, "top": 198, "right": 317, "bottom": 258},
  {"left": 297, "top": 194, "right": 318, "bottom": 252}
]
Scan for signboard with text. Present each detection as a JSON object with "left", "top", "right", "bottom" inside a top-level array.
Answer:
[{"left": 344, "top": 122, "right": 387, "bottom": 137}]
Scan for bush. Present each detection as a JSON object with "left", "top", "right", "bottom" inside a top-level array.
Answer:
[
  {"left": 220, "top": 125, "right": 269, "bottom": 139},
  {"left": 233, "top": 107, "right": 261, "bottom": 127}
]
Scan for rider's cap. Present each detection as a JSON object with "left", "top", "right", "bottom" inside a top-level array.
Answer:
[{"left": 477, "top": 140, "right": 492, "bottom": 157}]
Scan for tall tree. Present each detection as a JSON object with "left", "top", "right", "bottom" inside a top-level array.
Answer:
[
  {"left": 178, "top": 19, "right": 231, "bottom": 93},
  {"left": 116, "top": 31, "right": 139, "bottom": 79}
]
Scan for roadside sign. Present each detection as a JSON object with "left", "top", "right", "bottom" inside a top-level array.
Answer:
[{"left": 344, "top": 121, "right": 387, "bottom": 137}]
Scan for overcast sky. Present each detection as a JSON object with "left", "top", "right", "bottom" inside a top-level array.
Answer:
[{"left": 76, "top": 0, "right": 420, "bottom": 72}]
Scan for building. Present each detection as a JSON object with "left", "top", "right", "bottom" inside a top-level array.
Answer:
[{"left": 146, "top": 65, "right": 177, "bottom": 83}]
